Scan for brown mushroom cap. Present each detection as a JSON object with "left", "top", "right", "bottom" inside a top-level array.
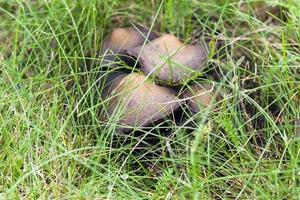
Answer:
[
  {"left": 182, "top": 83, "right": 218, "bottom": 113},
  {"left": 103, "top": 72, "right": 182, "bottom": 131},
  {"left": 126, "top": 34, "right": 208, "bottom": 85},
  {"left": 101, "top": 26, "right": 158, "bottom": 67},
  {"left": 102, "top": 26, "right": 158, "bottom": 54}
]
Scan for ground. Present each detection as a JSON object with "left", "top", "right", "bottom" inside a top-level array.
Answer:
[{"left": 0, "top": 0, "right": 300, "bottom": 199}]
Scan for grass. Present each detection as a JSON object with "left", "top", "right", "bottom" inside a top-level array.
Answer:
[{"left": 0, "top": 0, "right": 300, "bottom": 199}]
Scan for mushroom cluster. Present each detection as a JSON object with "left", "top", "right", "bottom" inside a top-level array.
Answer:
[{"left": 101, "top": 25, "right": 219, "bottom": 133}]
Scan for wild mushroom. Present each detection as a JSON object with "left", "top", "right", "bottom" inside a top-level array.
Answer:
[
  {"left": 102, "top": 72, "right": 182, "bottom": 132},
  {"left": 101, "top": 26, "right": 158, "bottom": 66},
  {"left": 182, "top": 82, "right": 218, "bottom": 113},
  {"left": 126, "top": 34, "right": 208, "bottom": 85}
]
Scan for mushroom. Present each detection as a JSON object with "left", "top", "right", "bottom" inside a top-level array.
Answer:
[
  {"left": 182, "top": 83, "right": 218, "bottom": 113},
  {"left": 126, "top": 34, "right": 208, "bottom": 85},
  {"left": 101, "top": 26, "right": 158, "bottom": 66},
  {"left": 102, "top": 72, "right": 182, "bottom": 132}
]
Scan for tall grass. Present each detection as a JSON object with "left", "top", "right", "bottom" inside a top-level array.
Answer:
[{"left": 0, "top": 0, "right": 299, "bottom": 199}]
